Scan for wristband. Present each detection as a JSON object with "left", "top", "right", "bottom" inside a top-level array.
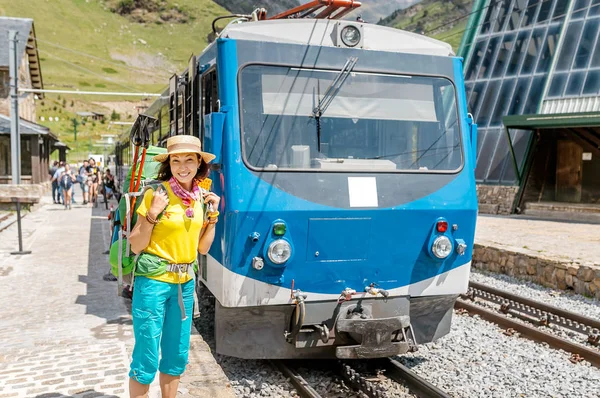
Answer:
[
  {"left": 206, "top": 210, "right": 219, "bottom": 218},
  {"left": 146, "top": 213, "right": 159, "bottom": 225}
]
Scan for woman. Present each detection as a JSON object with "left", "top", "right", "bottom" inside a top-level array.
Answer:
[
  {"left": 86, "top": 158, "right": 100, "bottom": 206},
  {"left": 102, "top": 168, "right": 116, "bottom": 201},
  {"left": 59, "top": 164, "right": 76, "bottom": 210},
  {"left": 128, "top": 135, "right": 219, "bottom": 398}
]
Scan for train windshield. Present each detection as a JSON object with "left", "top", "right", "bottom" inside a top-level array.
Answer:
[{"left": 240, "top": 64, "right": 463, "bottom": 172}]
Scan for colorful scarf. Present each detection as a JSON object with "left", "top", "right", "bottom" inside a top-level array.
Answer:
[{"left": 169, "top": 177, "right": 201, "bottom": 218}]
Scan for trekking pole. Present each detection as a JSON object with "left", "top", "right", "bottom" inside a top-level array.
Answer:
[
  {"left": 130, "top": 118, "right": 151, "bottom": 215},
  {"left": 124, "top": 128, "right": 142, "bottom": 230}
]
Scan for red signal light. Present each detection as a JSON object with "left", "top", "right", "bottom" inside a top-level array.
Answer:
[{"left": 436, "top": 221, "right": 448, "bottom": 233}]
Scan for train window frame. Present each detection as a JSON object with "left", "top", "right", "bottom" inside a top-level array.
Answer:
[
  {"left": 237, "top": 62, "right": 465, "bottom": 175},
  {"left": 200, "top": 67, "right": 219, "bottom": 145}
]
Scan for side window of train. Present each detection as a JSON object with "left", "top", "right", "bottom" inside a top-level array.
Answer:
[{"left": 200, "top": 69, "right": 219, "bottom": 145}]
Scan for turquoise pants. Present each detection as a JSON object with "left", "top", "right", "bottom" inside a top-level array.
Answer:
[{"left": 129, "top": 276, "right": 194, "bottom": 385}]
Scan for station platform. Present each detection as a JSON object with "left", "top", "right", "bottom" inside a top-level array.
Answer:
[
  {"left": 474, "top": 215, "right": 600, "bottom": 298},
  {"left": 0, "top": 188, "right": 234, "bottom": 398}
]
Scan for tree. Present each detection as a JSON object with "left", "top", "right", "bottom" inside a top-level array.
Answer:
[{"left": 111, "top": 110, "right": 121, "bottom": 121}]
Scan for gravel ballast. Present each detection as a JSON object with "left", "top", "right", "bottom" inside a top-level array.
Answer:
[
  {"left": 195, "top": 272, "right": 600, "bottom": 397},
  {"left": 395, "top": 269, "right": 600, "bottom": 398},
  {"left": 470, "top": 270, "right": 600, "bottom": 320},
  {"left": 398, "top": 311, "right": 600, "bottom": 398}
]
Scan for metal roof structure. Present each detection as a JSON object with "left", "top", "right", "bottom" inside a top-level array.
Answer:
[
  {"left": 0, "top": 114, "right": 57, "bottom": 140},
  {"left": 460, "top": 0, "right": 600, "bottom": 185},
  {"left": 503, "top": 112, "right": 600, "bottom": 128},
  {"left": 0, "top": 17, "right": 43, "bottom": 97}
]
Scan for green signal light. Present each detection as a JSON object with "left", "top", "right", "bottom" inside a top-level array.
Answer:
[{"left": 273, "top": 222, "right": 286, "bottom": 236}]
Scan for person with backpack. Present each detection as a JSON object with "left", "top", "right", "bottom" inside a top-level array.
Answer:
[
  {"left": 59, "top": 164, "right": 76, "bottom": 210},
  {"left": 127, "top": 135, "right": 219, "bottom": 398},
  {"left": 49, "top": 161, "right": 59, "bottom": 204},
  {"left": 78, "top": 160, "right": 89, "bottom": 205},
  {"left": 52, "top": 161, "right": 66, "bottom": 205}
]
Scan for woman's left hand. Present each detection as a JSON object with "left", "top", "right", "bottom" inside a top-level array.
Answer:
[{"left": 204, "top": 192, "right": 220, "bottom": 211}]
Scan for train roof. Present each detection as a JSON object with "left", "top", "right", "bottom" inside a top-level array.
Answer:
[{"left": 219, "top": 19, "right": 454, "bottom": 57}]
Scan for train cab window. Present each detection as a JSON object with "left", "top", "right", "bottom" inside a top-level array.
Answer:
[
  {"left": 239, "top": 65, "right": 463, "bottom": 173},
  {"left": 200, "top": 69, "right": 219, "bottom": 141}
]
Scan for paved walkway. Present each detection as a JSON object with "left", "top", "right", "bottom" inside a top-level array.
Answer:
[
  {"left": 476, "top": 215, "right": 600, "bottom": 266},
  {"left": 0, "top": 188, "right": 233, "bottom": 398}
]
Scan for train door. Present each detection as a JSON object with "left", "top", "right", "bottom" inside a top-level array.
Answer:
[{"left": 198, "top": 67, "right": 220, "bottom": 284}]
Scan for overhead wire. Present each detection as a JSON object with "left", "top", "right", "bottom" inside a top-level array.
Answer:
[{"left": 424, "top": 0, "right": 503, "bottom": 35}]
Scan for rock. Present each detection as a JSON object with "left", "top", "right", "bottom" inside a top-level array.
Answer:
[
  {"left": 555, "top": 269, "right": 567, "bottom": 290},
  {"left": 566, "top": 273, "right": 574, "bottom": 288},
  {"left": 554, "top": 262, "right": 568, "bottom": 270},
  {"left": 567, "top": 265, "right": 579, "bottom": 276},
  {"left": 526, "top": 264, "right": 536, "bottom": 275},
  {"left": 577, "top": 266, "right": 595, "bottom": 282}
]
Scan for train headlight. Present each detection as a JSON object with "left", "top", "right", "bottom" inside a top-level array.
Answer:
[
  {"left": 432, "top": 236, "right": 452, "bottom": 259},
  {"left": 268, "top": 239, "right": 291, "bottom": 264},
  {"left": 341, "top": 25, "right": 361, "bottom": 47}
]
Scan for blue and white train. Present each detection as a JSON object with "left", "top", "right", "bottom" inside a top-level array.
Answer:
[{"left": 116, "top": 2, "right": 478, "bottom": 359}]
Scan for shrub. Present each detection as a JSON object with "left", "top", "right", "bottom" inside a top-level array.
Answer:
[
  {"left": 102, "top": 67, "right": 118, "bottom": 74},
  {"left": 111, "top": 110, "right": 121, "bottom": 121}
]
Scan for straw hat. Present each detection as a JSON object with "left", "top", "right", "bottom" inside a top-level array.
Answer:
[{"left": 153, "top": 135, "right": 216, "bottom": 163}]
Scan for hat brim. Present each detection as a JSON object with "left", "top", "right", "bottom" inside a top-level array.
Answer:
[{"left": 153, "top": 149, "right": 216, "bottom": 164}]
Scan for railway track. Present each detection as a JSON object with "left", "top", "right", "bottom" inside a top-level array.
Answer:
[
  {"left": 457, "top": 281, "right": 600, "bottom": 367},
  {"left": 271, "top": 358, "right": 451, "bottom": 398}
]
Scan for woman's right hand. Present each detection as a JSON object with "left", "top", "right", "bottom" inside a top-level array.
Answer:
[{"left": 148, "top": 187, "right": 169, "bottom": 218}]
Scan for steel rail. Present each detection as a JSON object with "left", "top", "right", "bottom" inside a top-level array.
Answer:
[
  {"left": 270, "top": 360, "right": 322, "bottom": 398},
  {"left": 456, "top": 298, "right": 600, "bottom": 368},
  {"left": 469, "top": 281, "right": 600, "bottom": 332},
  {"left": 384, "top": 358, "right": 452, "bottom": 398},
  {"left": 337, "top": 361, "right": 387, "bottom": 398}
]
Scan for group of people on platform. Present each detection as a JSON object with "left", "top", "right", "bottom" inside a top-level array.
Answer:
[{"left": 49, "top": 158, "right": 117, "bottom": 209}]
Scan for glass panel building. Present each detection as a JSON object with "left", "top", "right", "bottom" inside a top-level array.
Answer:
[{"left": 461, "top": 0, "right": 600, "bottom": 214}]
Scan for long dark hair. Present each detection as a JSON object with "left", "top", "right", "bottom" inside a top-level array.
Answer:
[{"left": 156, "top": 154, "right": 210, "bottom": 182}]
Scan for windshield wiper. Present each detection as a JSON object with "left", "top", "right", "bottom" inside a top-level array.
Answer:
[{"left": 311, "top": 57, "right": 358, "bottom": 152}]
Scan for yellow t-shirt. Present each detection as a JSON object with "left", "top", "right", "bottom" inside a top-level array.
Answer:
[{"left": 136, "top": 182, "right": 205, "bottom": 284}]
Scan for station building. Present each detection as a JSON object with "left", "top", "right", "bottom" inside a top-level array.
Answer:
[
  {"left": 460, "top": 0, "right": 600, "bottom": 219},
  {"left": 0, "top": 17, "right": 64, "bottom": 186}
]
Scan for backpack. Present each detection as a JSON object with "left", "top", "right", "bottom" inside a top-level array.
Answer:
[
  {"left": 60, "top": 172, "right": 72, "bottom": 189},
  {"left": 109, "top": 145, "right": 167, "bottom": 280},
  {"left": 109, "top": 178, "right": 212, "bottom": 276},
  {"left": 108, "top": 144, "right": 213, "bottom": 298}
]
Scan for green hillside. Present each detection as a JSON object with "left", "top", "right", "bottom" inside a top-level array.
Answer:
[
  {"left": 214, "top": 0, "right": 301, "bottom": 16},
  {"left": 379, "top": 0, "right": 474, "bottom": 51},
  {"left": 0, "top": 0, "right": 230, "bottom": 159}
]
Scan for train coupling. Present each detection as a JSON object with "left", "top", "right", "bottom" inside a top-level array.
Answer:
[{"left": 335, "top": 306, "right": 417, "bottom": 359}]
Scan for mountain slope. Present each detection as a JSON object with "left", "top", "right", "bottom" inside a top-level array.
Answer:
[
  {"left": 214, "top": 0, "right": 301, "bottom": 15},
  {"left": 0, "top": 0, "right": 228, "bottom": 94},
  {"left": 0, "top": 0, "right": 230, "bottom": 159},
  {"left": 353, "top": 0, "right": 421, "bottom": 23},
  {"left": 379, "top": 0, "right": 474, "bottom": 51}
]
